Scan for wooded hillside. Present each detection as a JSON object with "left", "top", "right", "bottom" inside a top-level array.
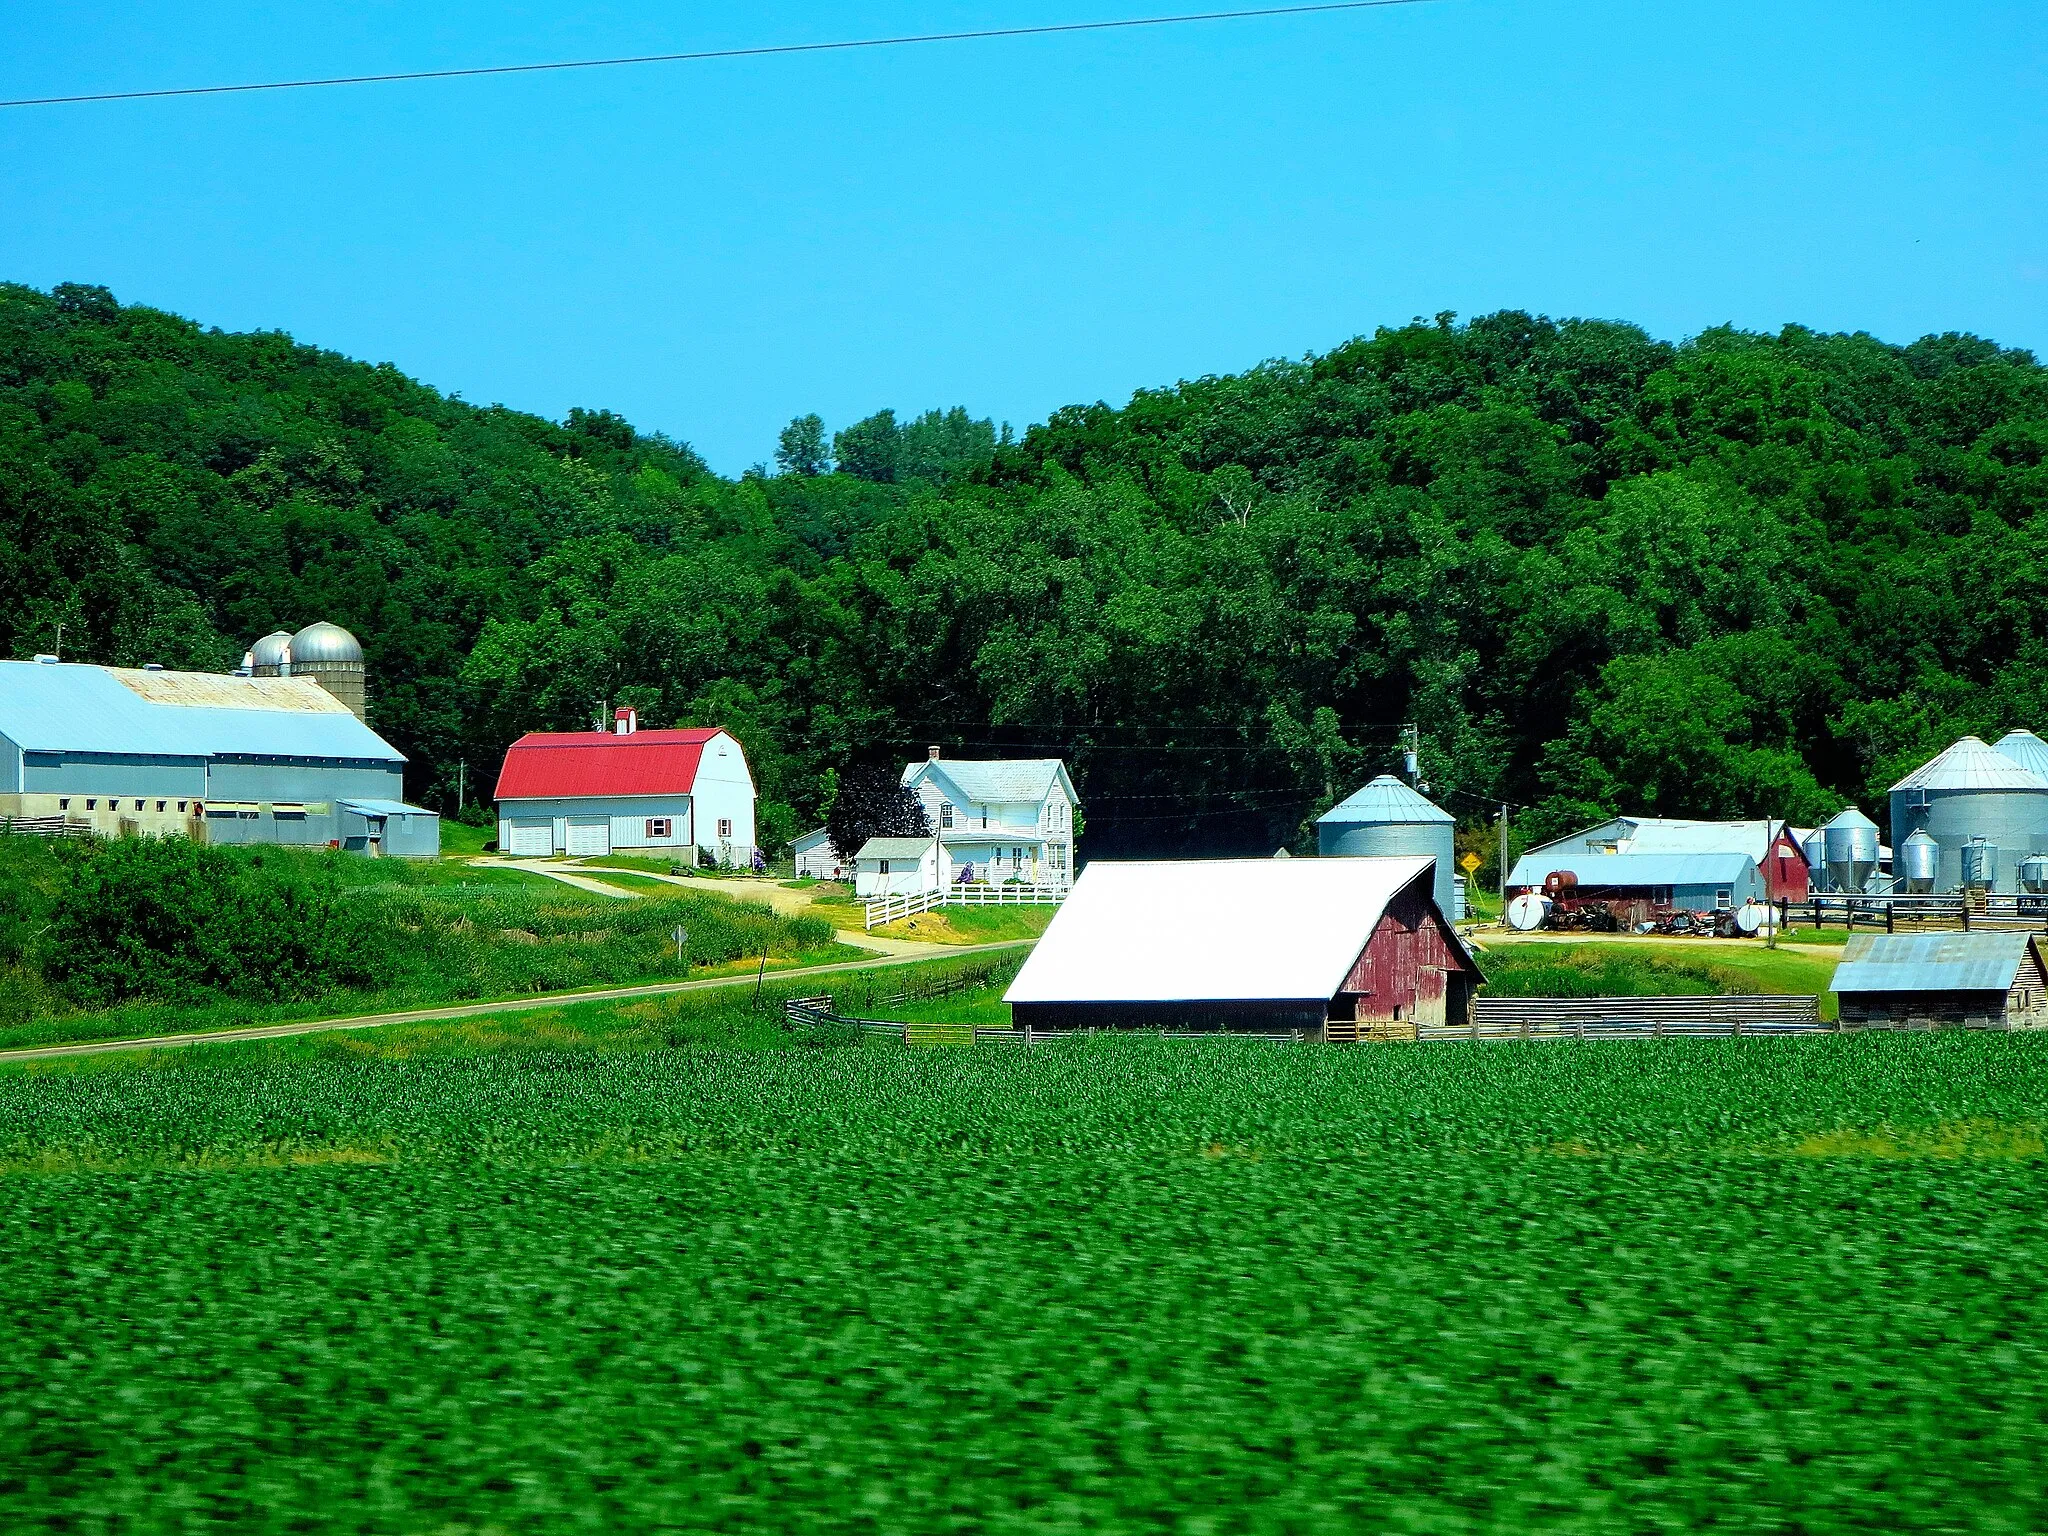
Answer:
[{"left": 3, "top": 281, "right": 2043, "bottom": 857}]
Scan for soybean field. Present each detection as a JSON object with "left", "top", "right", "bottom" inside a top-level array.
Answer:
[{"left": 5, "top": 1028, "right": 2047, "bottom": 1532}]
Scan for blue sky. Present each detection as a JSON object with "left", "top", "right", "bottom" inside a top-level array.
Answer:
[{"left": 2, "top": 2, "right": 2042, "bottom": 472}]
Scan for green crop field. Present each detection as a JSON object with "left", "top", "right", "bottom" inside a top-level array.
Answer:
[{"left": 4, "top": 1019, "right": 2047, "bottom": 1533}]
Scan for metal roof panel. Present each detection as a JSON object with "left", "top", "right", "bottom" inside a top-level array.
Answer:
[
  {"left": 0, "top": 661, "right": 403, "bottom": 762},
  {"left": 1831, "top": 932, "right": 2034, "bottom": 994},
  {"left": 1005, "top": 856, "right": 1463, "bottom": 1004},
  {"left": 1317, "top": 774, "right": 1454, "bottom": 825},
  {"left": 1507, "top": 851, "right": 1760, "bottom": 888},
  {"left": 1891, "top": 736, "right": 2048, "bottom": 793},
  {"left": 493, "top": 729, "right": 723, "bottom": 800}
]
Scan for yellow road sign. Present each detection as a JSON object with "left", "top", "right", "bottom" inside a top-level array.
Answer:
[{"left": 1459, "top": 851, "right": 1482, "bottom": 873}]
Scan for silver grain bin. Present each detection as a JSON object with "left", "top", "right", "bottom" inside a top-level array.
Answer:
[
  {"left": 1889, "top": 737, "right": 2048, "bottom": 893},
  {"left": 1898, "top": 830, "right": 1940, "bottom": 893},
  {"left": 1962, "top": 838, "right": 1998, "bottom": 890},
  {"left": 2019, "top": 855, "right": 2048, "bottom": 895},
  {"left": 1821, "top": 807, "right": 1880, "bottom": 895},
  {"left": 248, "top": 630, "right": 293, "bottom": 677},
  {"left": 1801, "top": 829, "right": 1830, "bottom": 893},
  {"left": 1995, "top": 729, "right": 2048, "bottom": 780},
  {"left": 286, "top": 621, "right": 367, "bottom": 721},
  {"left": 1317, "top": 774, "right": 1457, "bottom": 913}
]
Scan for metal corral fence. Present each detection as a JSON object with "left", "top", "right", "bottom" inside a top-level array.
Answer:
[
  {"left": 864, "top": 880, "right": 1069, "bottom": 930},
  {"left": 1781, "top": 894, "right": 2048, "bottom": 933},
  {"left": 1431, "top": 995, "right": 1827, "bottom": 1041}
]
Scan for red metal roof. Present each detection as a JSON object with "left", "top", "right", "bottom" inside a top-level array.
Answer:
[{"left": 494, "top": 728, "right": 723, "bottom": 801}]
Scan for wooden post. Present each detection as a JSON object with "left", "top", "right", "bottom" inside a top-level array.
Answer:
[{"left": 1887, "top": 901, "right": 1894, "bottom": 934}]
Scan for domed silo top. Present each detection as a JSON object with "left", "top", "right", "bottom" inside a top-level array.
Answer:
[
  {"left": 1889, "top": 737, "right": 2048, "bottom": 794},
  {"left": 248, "top": 630, "right": 293, "bottom": 675},
  {"left": 1993, "top": 730, "right": 2048, "bottom": 781},
  {"left": 1822, "top": 806, "right": 1878, "bottom": 835},
  {"left": 1316, "top": 775, "right": 1454, "bottom": 827},
  {"left": 287, "top": 621, "right": 364, "bottom": 665}
]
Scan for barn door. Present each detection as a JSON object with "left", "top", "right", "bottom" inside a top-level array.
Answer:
[
  {"left": 1415, "top": 967, "right": 1448, "bottom": 1028},
  {"left": 565, "top": 819, "right": 611, "bottom": 857}
]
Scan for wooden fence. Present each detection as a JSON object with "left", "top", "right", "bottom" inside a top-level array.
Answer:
[
  {"left": 1428, "top": 994, "right": 1827, "bottom": 1041},
  {"left": 1782, "top": 894, "right": 2048, "bottom": 933},
  {"left": 0, "top": 816, "right": 94, "bottom": 840}
]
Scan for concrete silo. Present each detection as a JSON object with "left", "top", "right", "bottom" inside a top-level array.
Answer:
[
  {"left": 1888, "top": 737, "right": 2048, "bottom": 894},
  {"left": 1318, "top": 775, "right": 1458, "bottom": 913}
]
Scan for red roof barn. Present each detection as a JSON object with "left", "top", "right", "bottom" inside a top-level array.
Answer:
[{"left": 492, "top": 709, "right": 757, "bottom": 863}]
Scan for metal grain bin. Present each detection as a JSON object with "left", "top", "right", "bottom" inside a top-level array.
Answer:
[
  {"left": 1801, "top": 828, "right": 1830, "bottom": 893},
  {"left": 1317, "top": 774, "right": 1457, "bottom": 912},
  {"left": 1890, "top": 737, "right": 2048, "bottom": 893},
  {"left": 1898, "top": 830, "right": 1940, "bottom": 893},
  {"left": 1995, "top": 729, "right": 2048, "bottom": 780},
  {"left": 2019, "top": 855, "right": 2048, "bottom": 895},
  {"left": 1822, "top": 807, "right": 1880, "bottom": 895}
]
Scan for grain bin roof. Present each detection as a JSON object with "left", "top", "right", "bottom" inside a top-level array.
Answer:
[
  {"left": 0, "top": 660, "right": 402, "bottom": 761},
  {"left": 1993, "top": 730, "right": 2048, "bottom": 780},
  {"left": 1005, "top": 856, "right": 1468, "bottom": 1005},
  {"left": 1317, "top": 775, "right": 1453, "bottom": 825},
  {"left": 1890, "top": 736, "right": 2048, "bottom": 793},
  {"left": 1831, "top": 932, "right": 2038, "bottom": 994}
]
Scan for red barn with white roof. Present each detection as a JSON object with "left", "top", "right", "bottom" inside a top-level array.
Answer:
[{"left": 492, "top": 708, "right": 757, "bottom": 864}]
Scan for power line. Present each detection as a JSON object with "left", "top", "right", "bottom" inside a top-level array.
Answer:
[{"left": 0, "top": 1, "right": 1444, "bottom": 111}]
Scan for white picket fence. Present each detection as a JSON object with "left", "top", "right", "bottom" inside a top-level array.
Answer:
[{"left": 864, "top": 880, "right": 1070, "bottom": 930}]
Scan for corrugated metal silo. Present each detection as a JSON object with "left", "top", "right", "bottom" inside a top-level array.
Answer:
[
  {"left": 1317, "top": 775, "right": 1457, "bottom": 912},
  {"left": 1888, "top": 737, "right": 2048, "bottom": 893},
  {"left": 1821, "top": 807, "right": 1880, "bottom": 894},
  {"left": 287, "top": 621, "right": 367, "bottom": 721},
  {"left": 1801, "top": 828, "right": 1830, "bottom": 893},
  {"left": 1898, "top": 830, "right": 1939, "bottom": 893},
  {"left": 1995, "top": 729, "right": 2048, "bottom": 780}
]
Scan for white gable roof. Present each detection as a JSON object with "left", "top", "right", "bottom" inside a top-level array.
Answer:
[
  {"left": 1006, "top": 856, "right": 1445, "bottom": 1005},
  {"left": 904, "top": 757, "right": 1074, "bottom": 805}
]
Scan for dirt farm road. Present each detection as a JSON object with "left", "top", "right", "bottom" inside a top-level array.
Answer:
[{"left": 0, "top": 941, "right": 1036, "bottom": 1066}]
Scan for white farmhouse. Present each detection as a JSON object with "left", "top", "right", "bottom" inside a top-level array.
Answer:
[
  {"left": 492, "top": 707, "right": 757, "bottom": 864},
  {"left": 853, "top": 836, "right": 952, "bottom": 897},
  {"left": 900, "top": 748, "right": 1078, "bottom": 886}
]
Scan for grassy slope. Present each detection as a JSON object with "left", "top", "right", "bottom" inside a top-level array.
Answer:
[
  {"left": 2, "top": 1031, "right": 2046, "bottom": 1531},
  {"left": 866, "top": 903, "right": 1058, "bottom": 945}
]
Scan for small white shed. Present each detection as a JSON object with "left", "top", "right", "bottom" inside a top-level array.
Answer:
[
  {"left": 792, "top": 827, "right": 841, "bottom": 880},
  {"left": 854, "top": 837, "right": 951, "bottom": 897}
]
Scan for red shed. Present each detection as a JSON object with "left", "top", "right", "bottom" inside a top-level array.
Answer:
[{"left": 1005, "top": 855, "right": 1482, "bottom": 1039}]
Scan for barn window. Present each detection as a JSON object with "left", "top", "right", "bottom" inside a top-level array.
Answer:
[
  {"left": 717, "top": 818, "right": 733, "bottom": 838},
  {"left": 646, "top": 817, "right": 672, "bottom": 838},
  {"left": 86, "top": 799, "right": 96, "bottom": 810},
  {"left": 58, "top": 799, "right": 69, "bottom": 810},
  {"left": 1717, "top": 889, "right": 1733, "bottom": 910}
]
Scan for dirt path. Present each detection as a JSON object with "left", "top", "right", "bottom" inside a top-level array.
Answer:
[{"left": 0, "top": 941, "right": 1037, "bottom": 1065}]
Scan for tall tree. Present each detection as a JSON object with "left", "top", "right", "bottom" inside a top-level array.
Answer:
[
  {"left": 832, "top": 409, "right": 900, "bottom": 483},
  {"left": 826, "top": 765, "right": 930, "bottom": 862},
  {"left": 775, "top": 414, "right": 829, "bottom": 477}
]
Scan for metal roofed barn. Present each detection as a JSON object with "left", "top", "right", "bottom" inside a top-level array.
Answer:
[
  {"left": 1004, "top": 855, "right": 1480, "bottom": 1040},
  {"left": 1505, "top": 850, "right": 1766, "bottom": 925},
  {"left": 1515, "top": 817, "right": 1810, "bottom": 902},
  {"left": 1317, "top": 775, "right": 1457, "bottom": 912},
  {"left": 492, "top": 718, "right": 757, "bottom": 865},
  {"left": 1832, "top": 931, "right": 2048, "bottom": 1030},
  {"left": 0, "top": 658, "right": 436, "bottom": 855},
  {"left": 1889, "top": 736, "right": 2048, "bottom": 894}
]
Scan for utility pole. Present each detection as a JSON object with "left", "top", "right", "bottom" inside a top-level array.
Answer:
[
  {"left": 1400, "top": 723, "right": 1419, "bottom": 786},
  {"left": 1498, "top": 803, "right": 1509, "bottom": 900},
  {"left": 52, "top": 623, "right": 62, "bottom": 661},
  {"left": 456, "top": 761, "right": 466, "bottom": 813}
]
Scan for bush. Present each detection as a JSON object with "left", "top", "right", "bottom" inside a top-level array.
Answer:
[{"left": 39, "top": 840, "right": 379, "bottom": 1008}]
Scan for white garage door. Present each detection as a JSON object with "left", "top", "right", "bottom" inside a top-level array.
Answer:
[
  {"left": 565, "top": 819, "right": 611, "bottom": 856},
  {"left": 508, "top": 822, "right": 553, "bottom": 857}
]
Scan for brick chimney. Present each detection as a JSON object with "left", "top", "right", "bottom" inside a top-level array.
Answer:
[{"left": 928, "top": 745, "right": 941, "bottom": 761}]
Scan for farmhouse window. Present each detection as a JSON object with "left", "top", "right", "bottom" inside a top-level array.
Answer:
[
  {"left": 646, "top": 817, "right": 672, "bottom": 838},
  {"left": 717, "top": 818, "right": 733, "bottom": 838},
  {"left": 880, "top": 860, "right": 891, "bottom": 875},
  {"left": 940, "top": 802, "right": 954, "bottom": 829}
]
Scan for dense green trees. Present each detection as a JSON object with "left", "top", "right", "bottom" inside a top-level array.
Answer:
[{"left": 2, "top": 282, "right": 2043, "bottom": 853}]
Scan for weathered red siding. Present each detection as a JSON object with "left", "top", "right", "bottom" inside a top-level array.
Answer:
[
  {"left": 1764, "top": 825, "right": 1810, "bottom": 902},
  {"left": 1340, "top": 882, "right": 1476, "bottom": 1006}
]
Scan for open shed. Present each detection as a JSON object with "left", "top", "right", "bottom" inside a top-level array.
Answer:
[
  {"left": 1003, "top": 856, "right": 1481, "bottom": 1040},
  {"left": 1832, "top": 932, "right": 2048, "bottom": 1030}
]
